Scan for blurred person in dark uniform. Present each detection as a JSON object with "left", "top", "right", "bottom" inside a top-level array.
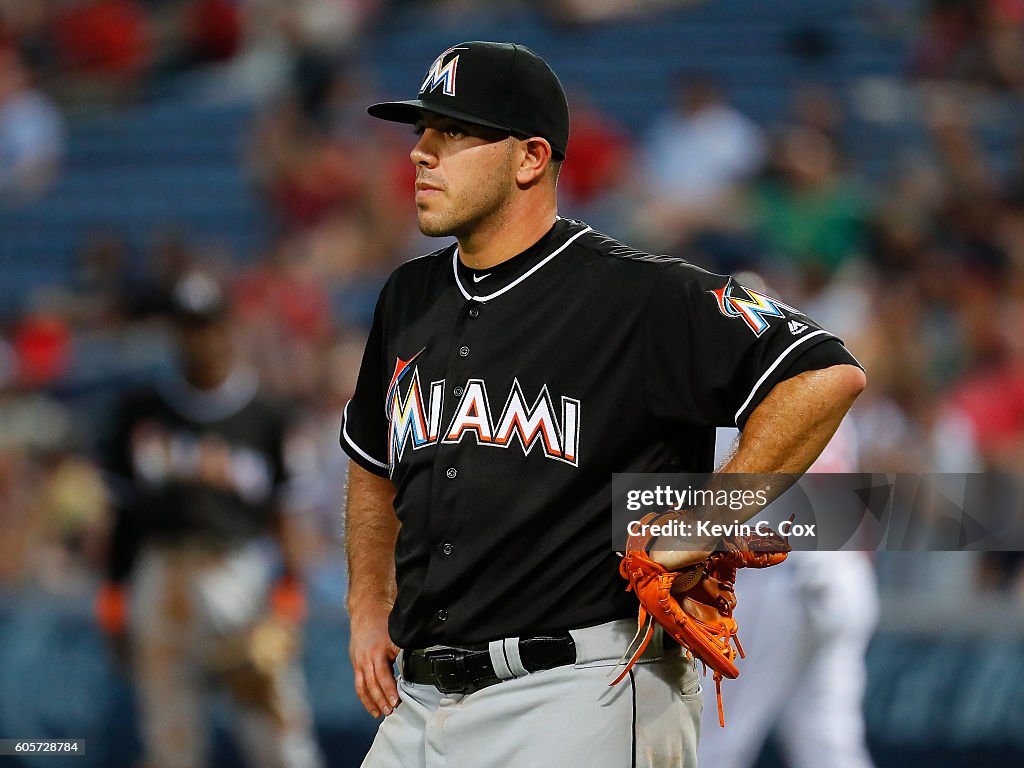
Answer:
[{"left": 96, "top": 271, "right": 324, "bottom": 768}]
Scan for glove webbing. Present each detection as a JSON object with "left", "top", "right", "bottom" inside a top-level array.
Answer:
[{"left": 608, "top": 572, "right": 745, "bottom": 727}]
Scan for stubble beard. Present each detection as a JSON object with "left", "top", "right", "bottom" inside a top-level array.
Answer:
[{"left": 416, "top": 144, "right": 516, "bottom": 239}]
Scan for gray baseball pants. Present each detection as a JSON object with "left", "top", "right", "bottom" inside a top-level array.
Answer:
[{"left": 361, "top": 618, "right": 703, "bottom": 768}]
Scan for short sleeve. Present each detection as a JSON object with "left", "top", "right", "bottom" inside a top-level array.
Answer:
[
  {"left": 340, "top": 284, "right": 391, "bottom": 477},
  {"left": 643, "top": 267, "right": 847, "bottom": 430},
  {"left": 776, "top": 338, "right": 862, "bottom": 383}
]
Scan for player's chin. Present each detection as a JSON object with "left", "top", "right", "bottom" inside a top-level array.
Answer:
[{"left": 416, "top": 211, "right": 455, "bottom": 238}]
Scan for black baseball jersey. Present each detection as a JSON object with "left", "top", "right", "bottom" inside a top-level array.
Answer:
[
  {"left": 104, "top": 368, "right": 291, "bottom": 581},
  {"left": 341, "top": 217, "right": 859, "bottom": 649}
]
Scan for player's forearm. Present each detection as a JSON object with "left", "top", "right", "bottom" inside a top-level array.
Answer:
[
  {"left": 651, "top": 364, "right": 865, "bottom": 566},
  {"left": 344, "top": 460, "right": 399, "bottom": 616},
  {"left": 721, "top": 364, "right": 866, "bottom": 476}
]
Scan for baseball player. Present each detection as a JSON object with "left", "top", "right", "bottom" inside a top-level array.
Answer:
[
  {"left": 341, "top": 41, "right": 866, "bottom": 768},
  {"left": 698, "top": 418, "right": 877, "bottom": 768},
  {"left": 97, "top": 272, "right": 324, "bottom": 768}
]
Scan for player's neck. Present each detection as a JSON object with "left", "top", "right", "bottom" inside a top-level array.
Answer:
[
  {"left": 183, "top": 362, "right": 233, "bottom": 391},
  {"left": 457, "top": 199, "right": 557, "bottom": 271}
]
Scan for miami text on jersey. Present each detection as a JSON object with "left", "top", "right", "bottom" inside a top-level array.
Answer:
[
  {"left": 130, "top": 421, "right": 274, "bottom": 503},
  {"left": 710, "top": 280, "right": 801, "bottom": 337},
  {"left": 387, "top": 360, "right": 581, "bottom": 469}
]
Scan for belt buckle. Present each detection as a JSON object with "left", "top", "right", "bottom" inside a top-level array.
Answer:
[{"left": 427, "top": 650, "right": 468, "bottom": 694}]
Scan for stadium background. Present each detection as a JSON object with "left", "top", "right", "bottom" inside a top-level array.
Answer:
[{"left": 2, "top": 0, "right": 1024, "bottom": 766}]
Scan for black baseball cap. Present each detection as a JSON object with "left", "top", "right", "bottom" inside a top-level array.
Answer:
[
  {"left": 368, "top": 41, "right": 570, "bottom": 161},
  {"left": 170, "top": 271, "right": 228, "bottom": 324}
]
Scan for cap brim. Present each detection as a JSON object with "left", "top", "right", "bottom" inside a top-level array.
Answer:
[
  {"left": 367, "top": 99, "right": 513, "bottom": 135},
  {"left": 172, "top": 308, "right": 228, "bottom": 325}
]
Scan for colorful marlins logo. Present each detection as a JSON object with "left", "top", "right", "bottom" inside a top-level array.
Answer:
[
  {"left": 385, "top": 351, "right": 580, "bottom": 471},
  {"left": 710, "top": 279, "right": 802, "bottom": 337},
  {"left": 419, "top": 46, "right": 465, "bottom": 97}
]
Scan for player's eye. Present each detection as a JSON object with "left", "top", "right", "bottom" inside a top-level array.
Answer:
[
  {"left": 444, "top": 126, "right": 465, "bottom": 140},
  {"left": 413, "top": 124, "right": 425, "bottom": 137}
]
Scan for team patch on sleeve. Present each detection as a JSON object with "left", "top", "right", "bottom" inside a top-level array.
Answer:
[{"left": 709, "top": 279, "right": 802, "bottom": 337}]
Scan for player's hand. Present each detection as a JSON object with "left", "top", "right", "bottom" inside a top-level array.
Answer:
[{"left": 349, "top": 599, "right": 401, "bottom": 718}]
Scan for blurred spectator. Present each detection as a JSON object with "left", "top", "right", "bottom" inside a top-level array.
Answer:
[
  {"left": 787, "top": 82, "right": 847, "bottom": 149},
  {"left": 751, "top": 126, "right": 868, "bottom": 281},
  {"left": 0, "top": 0, "right": 56, "bottom": 75},
  {"left": 12, "top": 310, "right": 72, "bottom": 388},
  {"left": 0, "top": 360, "right": 95, "bottom": 593},
  {"left": 910, "top": 0, "right": 1024, "bottom": 91},
  {"left": 983, "top": 0, "right": 1024, "bottom": 91},
  {"left": 0, "top": 385, "right": 74, "bottom": 455},
  {"left": 184, "top": 0, "right": 243, "bottom": 65},
  {"left": 909, "top": 0, "right": 980, "bottom": 82},
  {"left": 0, "top": 43, "right": 63, "bottom": 201},
  {"left": 233, "top": 237, "right": 332, "bottom": 400},
  {"left": 66, "top": 230, "right": 133, "bottom": 329},
  {"left": 50, "top": 0, "right": 152, "bottom": 104},
  {"left": 145, "top": 0, "right": 244, "bottom": 83},
  {"left": 636, "top": 73, "right": 765, "bottom": 254},
  {"left": 246, "top": 71, "right": 415, "bottom": 288},
  {"left": 948, "top": 358, "right": 1024, "bottom": 471},
  {"left": 227, "top": 0, "right": 380, "bottom": 100},
  {"left": 558, "top": 92, "right": 633, "bottom": 221},
  {"left": 248, "top": 97, "right": 364, "bottom": 229},
  {"left": 280, "top": 332, "right": 363, "bottom": 604},
  {"left": 0, "top": 446, "right": 45, "bottom": 586},
  {"left": 33, "top": 454, "right": 110, "bottom": 594},
  {"left": 261, "top": 0, "right": 378, "bottom": 56},
  {"left": 541, "top": 0, "right": 709, "bottom": 25}
]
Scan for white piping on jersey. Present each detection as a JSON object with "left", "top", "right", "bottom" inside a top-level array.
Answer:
[
  {"left": 452, "top": 225, "right": 593, "bottom": 302},
  {"left": 733, "top": 329, "right": 833, "bottom": 427},
  {"left": 158, "top": 366, "right": 259, "bottom": 423},
  {"left": 342, "top": 400, "right": 389, "bottom": 469}
]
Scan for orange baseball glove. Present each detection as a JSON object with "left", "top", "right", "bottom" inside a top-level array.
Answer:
[{"left": 612, "top": 511, "right": 790, "bottom": 726}]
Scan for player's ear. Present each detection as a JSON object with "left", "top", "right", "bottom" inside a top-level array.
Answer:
[{"left": 514, "top": 137, "right": 553, "bottom": 187}]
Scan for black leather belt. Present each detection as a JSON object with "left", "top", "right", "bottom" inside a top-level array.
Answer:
[{"left": 403, "top": 633, "right": 576, "bottom": 695}]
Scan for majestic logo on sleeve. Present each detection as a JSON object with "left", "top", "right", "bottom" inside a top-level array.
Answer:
[
  {"left": 710, "top": 280, "right": 802, "bottom": 337},
  {"left": 386, "top": 356, "right": 580, "bottom": 469},
  {"left": 420, "top": 48, "right": 464, "bottom": 97}
]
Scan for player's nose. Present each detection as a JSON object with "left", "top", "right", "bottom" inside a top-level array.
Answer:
[{"left": 410, "top": 128, "right": 439, "bottom": 168}]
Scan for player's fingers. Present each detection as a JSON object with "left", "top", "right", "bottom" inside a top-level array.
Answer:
[
  {"left": 372, "top": 650, "right": 401, "bottom": 711},
  {"left": 360, "top": 647, "right": 396, "bottom": 716},
  {"left": 354, "top": 660, "right": 388, "bottom": 718},
  {"left": 353, "top": 665, "right": 375, "bottom": 716}
]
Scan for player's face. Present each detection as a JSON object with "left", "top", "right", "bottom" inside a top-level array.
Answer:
[
  {"left": 177, "top": 317, "right": 234, "bottom": 388},
  {"left": 410, "top": 114, "right": 517, "bottom": 238}
]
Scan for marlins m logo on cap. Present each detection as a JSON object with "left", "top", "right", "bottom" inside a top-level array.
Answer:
[
  {"left": 369, "top": 41, "right": 570, "bottom": 160},
  {"left": 420, "top": 47, "right": 464, "bottom": 97}
]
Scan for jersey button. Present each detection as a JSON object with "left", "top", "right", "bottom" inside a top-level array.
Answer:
[
  {"left": 453, "top": 386, "right": 464, "bottom": 397},
  {"left": 468, "top": 307, "right": 480, "bottom": 318},
  {"left": 459, "top": 346, "right": 470, "bottom": 357},
  {"left": 436, "top": 609, "right": 448, "bottom": 622},
  {"left": 446, "top": 467, "right": 457, "bottom": 479},
  {"left": 442, "top": 542, "right": 454, "bottom": 556}
]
